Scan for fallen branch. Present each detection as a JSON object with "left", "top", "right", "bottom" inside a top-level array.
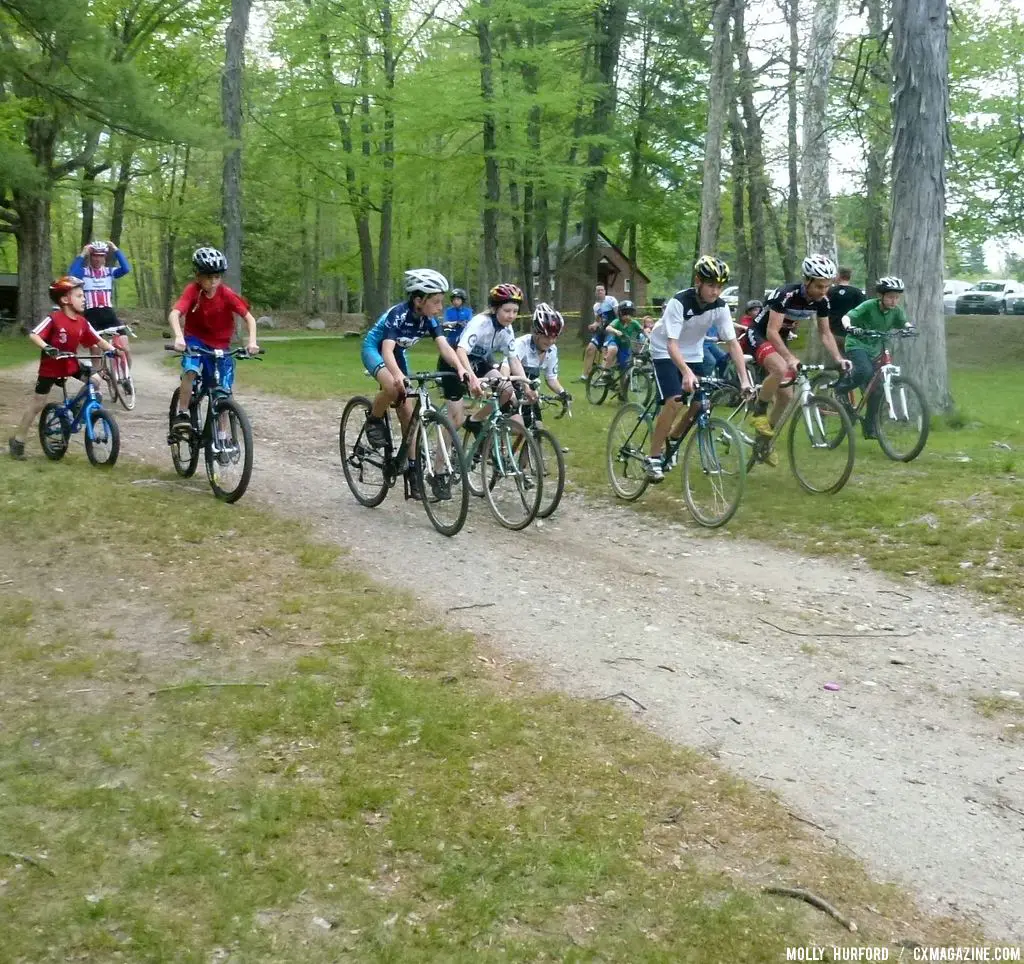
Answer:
[
  {"left": 762, "top": 886, "right": 857, "bottom": 932},
  {"left": 445, "top": 602, "right": 496, "bottom": 613},
  {"left": 151, "top": 682, "right": 269, "bottom": 696},
  {"left": 601, "top": 656, "right": 644, "bottom": 665},
  {"left": 598, "top": 690, "right": 647, "bottom": 711},
  {"left": 2, "top": 851, "right": 56, "bottom": 877},
  {"left": 785, "top": 809, "right": 834, "bottom": 837},
  {"left": 877, "top": 589, "right": 912, "bottom": 600},
  {"left": 757, "top": 616, "right": 913, "bottom": 638}
]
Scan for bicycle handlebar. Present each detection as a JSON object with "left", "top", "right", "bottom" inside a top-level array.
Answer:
[
  {"left": 97, "top": 324, "right": 137, "bottom": 338},
  {"left": 164, "top": 345, "right": 264, "bottom": 359},
  {"left": 778, "top": 361, "right": 843, "bottom": 389},
  {"left": 844, "top": 326, "right": 918, "bottom": 339},
  {"left": 538, "top": 393, "right": 572, "bottom": 419}
]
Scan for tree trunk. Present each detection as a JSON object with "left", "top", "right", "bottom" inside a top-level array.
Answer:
[
  {"left": 377, "top": 0, "right": 395, "bottom": 311},
  {"left": 109, "top": 146, "right": 135, "bottom": 247},
  {"left": 477, "top": 4, "right": 501, "bottom": 284},
  {"left": 13, "top": 193, "right": 52, "bottom": 329},
  {"left": 800, "top": 0, "right": 840, "bottom": 261},
  {"left": 729, "top": 104, "right": 750, "bottom": 307},
  {"left": 735, "top": 7, "right": 767, "bottom": 307},
  {"left": 889, "top": 0, "right": 951, "bottom": 410},
  {"left": 222, "top": 0, "right": 250, "bottom": 294},
  {"left": 863, "top": 0, "right": 890, "bottom": 284},
  {"left": 80, "top": 169, "right": 98, "bottom": 248},
  {"left": 698, "top": 0, "right": 734, "bottom": 254},
  {"left": 784, "top": 0, "right": 800, "bottom": 280}
]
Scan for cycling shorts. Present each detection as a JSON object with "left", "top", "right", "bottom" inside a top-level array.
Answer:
[
  {"left": 361, "top": 341, "right": 409, "bottom": 379},
  {"left": 653, "top": 359, "right": 710, "bottom": 402},
  {"left": 182, "top": 336, "right": 235, "bottom": 392}
]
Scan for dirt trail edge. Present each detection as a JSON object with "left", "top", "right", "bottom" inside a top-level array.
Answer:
[{"left": 28, "top": 352, "right": 1024, "bottom": 939}]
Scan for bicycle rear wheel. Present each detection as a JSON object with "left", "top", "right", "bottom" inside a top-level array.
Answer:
[
  {"left": 482, "top": 420, "right": 543, "bottom": 530},
  {"left": 168, "top": 388, "right": 200, "bottom": 477},
  {"left": 38, "top": 403, "right": 70, "bottom": 461},
  {"left": 606, "top": 403, "right": 651, "bottom": 501},
  {"left": 204, "top": 398, "right": 254, "bottom": 503},
  {"left": 586, "top": 370, "right": 610, "bottom": 405},
  {"left": 787, "top": 393, "right": 855, "bottom": 494},
  {"left": 416, "top": 410, "right": 470, "bottom": 537},
  {"left": 116, "top": 356, "right": 136, "bottom": 411},
  {"left": 624, "top": 365, "right": 654, "bottom": 407},
  {"left": 84, "top": 408, "right": 120, "bottom": 467},
  {"left": 531, "top": 427, "right": 565, "bottom": 518},
  {"left": 339, "top": 396, "right": 390, "bottom": 508},
  {"left": 875, "top": 376, "right": 929, "bottom": 462},
  {"left": 682, "top": 416, "right": 745, "bottom": 527}
]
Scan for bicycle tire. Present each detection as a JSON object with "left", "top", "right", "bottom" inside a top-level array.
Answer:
[
  {"left": 874, "top": 375, "right": 930, "bottom": 463},
  {"left": 482, "top": 420, "right": 543, "bottom": 530},
  {"left": 168, "top": 388, "right": 200, "bottom": 478},
  {"left": 416, "top": 409, "right": 470, "bottom": 537},
  {"left": 681, "top": 416, "right": 746, "bottom": 527},
  {"left": 102, "top": 360, "right": 120, "bottom": 406},
  {"left": 84, "top": 408, "right": 120, "bottom": 467},
  {"left": 117, "top": 356, "right": 136, "bottom": 411},
  {"left": 339, "top": 396, "right": 390, "bottom": 507},
  {"left": 460, "top": 423, "right": 486, "bottom": 498},
  {"left": 787, "top": 393, "right": 856, "bottom": 494},
  {"left": 532, "top": 427, "right": 566, "bottom": 518},
  {"left": 204, "top": 398, "right": 254, "bottom": 503},
  {"left": 606, "top": 402, "right": 651, "bottom": 501},
  {"left": 586, "top": 369, "right": 610, "bottom": 405},
  {"left": 38, "top": 403, "right": 70, "bottom": 461}
]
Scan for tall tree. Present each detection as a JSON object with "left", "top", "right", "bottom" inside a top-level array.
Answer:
[
  {"left": 781, "top": 0, "right": 799, "bottom": 279},
  {"left": 889, "top": 0, "right": 951, "bottom": 410},
  {"left": 222, "top": 0, "right": 251, "bottom": 293},
  {"left": 477, "top": 0, "right": 501, "bottom": 285},
  {"left": 698, "top": 0, "right": 733, "bottom": 254}
]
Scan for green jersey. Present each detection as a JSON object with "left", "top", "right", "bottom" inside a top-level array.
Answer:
[
  {"left": 608, "top": 317, "right": 643, "bottom": 348},
  {"left": 844, "top": 298, "right": 909, "bottom": 354}
]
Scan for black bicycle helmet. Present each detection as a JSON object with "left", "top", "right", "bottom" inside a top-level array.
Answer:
[
  {"left": 450, "top": 287, "right": 468, "bottom": 301},
  {"left": 618, "top": 300, "right": 635, "bottom": 316},
  {"left": 876, "top": 276, "right": 905, "bottom": 293}
]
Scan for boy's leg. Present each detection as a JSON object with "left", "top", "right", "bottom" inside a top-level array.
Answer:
[
  {"left": 581, "top": 339, "right": 599, "bottom": 379},
  {"left": 10, "top": 381, "right": 52, "bottom": 455}
]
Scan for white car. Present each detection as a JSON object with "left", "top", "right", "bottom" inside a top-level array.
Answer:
[
  {"left": 943, "top": 280, "right": 973, "bottom": 315},
  {"left": 722, "top": 285, "right": 739, "bottom": 312},
  {"left": 955, "top": 279, "right": 1024, "bottom": 315}
]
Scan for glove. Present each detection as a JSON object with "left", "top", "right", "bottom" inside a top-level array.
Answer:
[
  {"left": 559, "top": 391, "right": 572, "bottom": 402},
  {"left": 43, "top": 346, "right": 59, "bottom": 357}
]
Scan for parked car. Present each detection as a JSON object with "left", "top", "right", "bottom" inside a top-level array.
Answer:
[
  {"left": 722, "top": 285, "right": 739, "bottom": 312},
  {"left": 955, "top": 279, "right": 1024, "bottom": 315},
  {"left": 1008, "top": 291, "right": 1024, "bottom": 315},
  {"left": 943, "top": 280, "right": 973, "bottom": 315}
]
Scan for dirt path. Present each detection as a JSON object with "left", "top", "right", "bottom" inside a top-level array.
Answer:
[{"left": 6, "top": 349, "right": 1023, "bottom": 940}]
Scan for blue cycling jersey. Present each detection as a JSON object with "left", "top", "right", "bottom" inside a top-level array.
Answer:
[{"left": 364, "top": 301, "right": 444, "bottom": 352}]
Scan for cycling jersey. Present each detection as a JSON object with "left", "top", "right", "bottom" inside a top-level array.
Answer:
[
  {"left": 648, "top": 288, "right": 735, "bottom": 363},
  {"left": 32, "top": 310, "right": 100, "bottom": 379},
  {"left": 364, "top": 301, "right": 444, "bottom": 353},
  {"left": 593, "top": 295, "right": 618, "bottom": 326},
  {"left": 751, "top": 283, "right": 829, "bottom": 341},
  {"left": 457, "top": 312, "right": 517, "bottom": 366},
  {"left": 513, "top": 333, "right": 558, "bottom": 380},
  {"left": 442, "top": 304, "right": 473, "bottom": 348},
  {"left": 68, "top": 251, "right": 130, "bottom": 310}
]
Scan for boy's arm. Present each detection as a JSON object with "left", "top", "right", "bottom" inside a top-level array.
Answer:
[
  {"left": 168, "top": 308, "right": 186, "bottom": 349},
  {"left": 242, "top": 312, "right": 259, "bottom": 353}
]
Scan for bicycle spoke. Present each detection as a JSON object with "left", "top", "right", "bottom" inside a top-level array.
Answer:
[
  {"left": 787, "top": 394, "right": 855, "bottom": 494},
  {"left": 417, "top": 412, "right": 469, "bottom": 536},
  {"left": 682, "top": 417, "right": 745, "bottom": 527}
]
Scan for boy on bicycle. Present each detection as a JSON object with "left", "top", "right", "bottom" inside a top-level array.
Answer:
[
  {"left": 598, "top": 300, "right": 644, "bottom": 377},
  {"left": 644, "top": 256, "right": 751, "bottom": 482},
  {"left": 509, "top": 303, "right": 571, "bottom": 430},
  {"left": 834, "top": 276, "right": 913, "bottom": 439},
  {"left": 580, "top": 284, "right": 619, "bottom": 381},
  {"left": 168, "top": 247, "right": 260, "bottom": 435},
  {"left": 8, "top": 277, "right": 119, "bottom": 460}
]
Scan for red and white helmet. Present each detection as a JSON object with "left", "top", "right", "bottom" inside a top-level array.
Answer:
[
  {"left": 532, "top": 303, "right": 564, "bottom": 337},
  {"left": 488, "top": 282, "right": 523, "bottom": 307}
]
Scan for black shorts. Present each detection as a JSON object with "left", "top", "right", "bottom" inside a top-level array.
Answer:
[
  {"left": 437, "top": 356, "right": 494, "bottom": 401},
  {"left": 35, "top": 366, "right": 86, "bottom": 395},
  {"left": 85, "top": 306, "right": 119, "bottom": 331}
]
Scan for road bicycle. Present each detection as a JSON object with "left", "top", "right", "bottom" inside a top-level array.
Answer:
[
  {"left": 340, "top": 372, "right": 470, "bottom": 537},
  {"left": 606, "top": 376, "right": 747, "bottom": 528},
  {"left": 165, "top": 345, "right": 260, "bottom": 503},
  {"left": 94, "top": 324, "right": 137, "bottom": 411},
  {"left": 37, "top": 352, "right": 120, "bottom": 467},
  {"left": 515, "top": 391, "right": 571, "bottom": 519}
]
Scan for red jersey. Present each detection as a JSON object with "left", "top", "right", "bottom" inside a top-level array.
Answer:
[
  {"left": 32, "top": 310, "right": 100, "bottom": 378},
  {"left": 174, "top": 282, "right": 249, "bottom": 350}
]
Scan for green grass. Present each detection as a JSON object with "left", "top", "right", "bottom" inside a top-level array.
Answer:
[
  {"left": 0, "top": 334, "right": 43, "bottom": 369},
  {"left": 0, "top": 460, "right": 978, "bottom": 960},
  {"left": 240, "top": 318, "right": 1024, "bottom": 613}
]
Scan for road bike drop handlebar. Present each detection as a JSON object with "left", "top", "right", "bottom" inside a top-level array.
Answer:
[{"left": 538, "top": 394, "right": 572, "bottom": 419}]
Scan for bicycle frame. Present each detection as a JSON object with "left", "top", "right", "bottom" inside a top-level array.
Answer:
[
  {"left": 619, "top": 379, "right": 723, "bottom": 470},
  {"left": 55, "top": 359, "right": 106, "bottom": 441},
  {"left": 841, "top": 335, "right": 909, "bottom": 424},
  {"left": 382, "top": 376, "right": 457, "bottom": 488}
]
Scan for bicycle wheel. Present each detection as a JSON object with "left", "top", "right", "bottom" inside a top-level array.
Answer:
[
  {"left": 787, "top": 393, "right": 855, "bottom": 494},
  {"left": 606, "top": 402, "right": 651, "bottom": 501},
  {"left": 482, "top": 420, "right": 543, "bottom": 530},
  {"left": 84, "top": 408, "right": 120, "bottom": 467},
  {"left": 101, "top": 361, "right": 120, "bottom": 407},
  {"left": 38, "top": 403, "right": 70, "bottom": 461},
  {"left": 168, "top": 388, "right": 200, "bottom": 477},
  {"left": 586, "top": 369, "right": 610, "bottom": 405},
  {"left": 116, "top": 356, "right": 136, "bottom": 411},
  {"left": 531, "top": 427, "right": 565, "bottom": 518},
  {"left": 339, "top": 395, "right": 390, "bottom": 508},
  {"left": 875, "top": 376, "right": 929, "bottom": 462},
  {"left": 204, "top": 398, "right": 254, "bottom": 503},
  {"left": 460, "top": 424, "right": 486, "bottom": 498},
  {"left": 416, "top": 410, "right": 470, "bottom": 537},
  {"left": 682, "top": 416, "right": 746, "bottom": 527},
  {"left": 624, "top": 365, "right": 654, "bottom": 407}
]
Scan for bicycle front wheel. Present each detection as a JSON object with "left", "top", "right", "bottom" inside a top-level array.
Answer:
[
  {"left": 787, "top": 393, "right": 855, "bottom": 494},
  {"left": 682, "top": 416, "right": 746, "bottom": 527},
  {"left": 204, "top": 398, "right": 254, "bottom": 503},
  {"left": 84, "top": 408, "right": 120, "bottom": 467},
  {"left": 875, "top": 376, "right": 929, "bottom": 462},
  {"left": 482, "top": 420, "right": 543, "bottom": 530},
  {"left": 168, "top": 388, "right": 199, "bottom": 477},
  {"left": 586, "top": 370, "right": 610, "bottom": 405},
  {"left": 531, "top": 427, "right": 566, "bottom": 519},
  {"left": 116, "top": 356, "right": 136, "bottom": 411},
  {"left": 416, "top": 410, "right": 470, "bottom": 537},
  {"left": 38, "top": 403, "right": 70, "bottom": 461},
  {"left": 460, "top": 424, "right": 486, "bottom": 498},
  {"left": 606, "top": 403, "right": 651, "bottom": 501},
  {"left": 340, "top": 396, "right": 390, "bottom": 507}
]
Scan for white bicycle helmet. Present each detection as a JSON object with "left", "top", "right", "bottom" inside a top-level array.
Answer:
[
  {"left": 876, "top": 276, "right": 905, "bottom": 293},
  {"left": 192, "top": 246, "right": 228, "bottom": 273},
  {"left": 404, "top": 268, "right": 449, "bottom": 295},
  {"left": 87, "top": 240, "right": 110, "bottom": 255},
  {"left": 801, "top": 254, "right": 837, "bottom": 279}
]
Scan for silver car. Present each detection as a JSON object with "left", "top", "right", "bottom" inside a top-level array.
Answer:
[{"left": 955, "top": 279, "right": 1024, "bottom": 315}]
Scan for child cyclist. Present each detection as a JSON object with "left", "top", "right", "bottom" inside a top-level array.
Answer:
[
  {"left": 597, "top": 300, "right": 644, "bottom": 376},
  {"left": 8, "top": 276, "right": 120, "bottom": 460},
  {"left": 508, "top": 303, "right": 572, "bottom": 429},
  {"left": 361, "top": 268, "right": 477, "bottom": 500}
]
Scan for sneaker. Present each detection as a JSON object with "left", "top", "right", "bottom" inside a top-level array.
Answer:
[
  {"left": 429, "top": 473, "right": 452, "bottom": 501},
  {"left": 521, "top": 475, "right": 535, "bottom": 492},
  {"left": 750, "top": 415, "right": 774, "bottom": 438},
  {"left": 576, "top": 374, "right": 588, "bottom": 382},
  {"left": 862, "top": 428, "right": 877, "bottom": 441},
  {"left": 643, "top": 456, "right": 664, "bottom": 482},
  {"left": 405, "top": 466, "right": 423, "bottom": 500},
  {"left": 171, "top": 412, "right": 191, "bottom": 435},
  {"left": 8, "top": 437, "right": 26, "bottom": 460},
  {"left": 365, "top": 416, "right": 388, "bottom": 449}
]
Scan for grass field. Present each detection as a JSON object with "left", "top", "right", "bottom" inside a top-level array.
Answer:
[
  {"left": 0, "top": 461, "right": 979, "bottom": 960},
  {"left": 240, "top": 316, "right": 1024, "bottom": 615}
]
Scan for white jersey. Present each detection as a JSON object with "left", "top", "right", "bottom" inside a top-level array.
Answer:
[
  {"left": 593, "top": 295, "right": 618, "bottom": 325},
  {"left": 513, "top": 333, "right": 558, "bottom": 379},
  {"left": 458, "top": 312, "right": 518, "bottom": 364},
  {"left": 648, "top": 288, "right": 736, "bottom": 363}
]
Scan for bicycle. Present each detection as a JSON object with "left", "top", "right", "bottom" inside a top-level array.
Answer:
[
  {"left": 37, "top": 352, "right": 120, "bottom": 467},
  {"left": 95, "top": 324, "right": 137, "bottom": 411},
  {"left": 716, "top": 363, "right": 856, "bottom": 494},
  {"left": 606, "top": 376, "right": 747, "bottom": 528},
  {"left": 458, "top": 374, "right": 544, "bottom": 530},
  {"left": 811, "top": 327, "right": 929, "bottom": 462},
  {"left": 516, "top": 392, "right": 571, "bottom": 519},
  {"left": 165, "top": 345, "right": 260, "bottom": 503},
  {"left": 585, "top": 340, "right": 655, "bottom": 407},
  {"left": 340, "top": 372, "right": 470, "bottom": 537}
]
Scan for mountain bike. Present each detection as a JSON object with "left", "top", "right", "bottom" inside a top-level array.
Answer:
[
  {"left": 165, "top": 345, "right": 260, "bottom": 503},
  {"left": 811, "top": 327, "right": 929, "bottom": 462},
  {"left": 585, "top": 339, "right": 655, "bottom": 407},
  {"left": 95, "top": 324, "right": 137, "bottom": 411},
  {"left": 716, "top": 363, "right": 856, "bottom": 494},
  {"left": 37, "top": 353, "right": 120, "bottom": 467},
  {"left": 340, "top": 372, "right": 470, "bottom": 537},
  {"left": 606, "top": 376, "right": 747, "bottom": 528}
]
